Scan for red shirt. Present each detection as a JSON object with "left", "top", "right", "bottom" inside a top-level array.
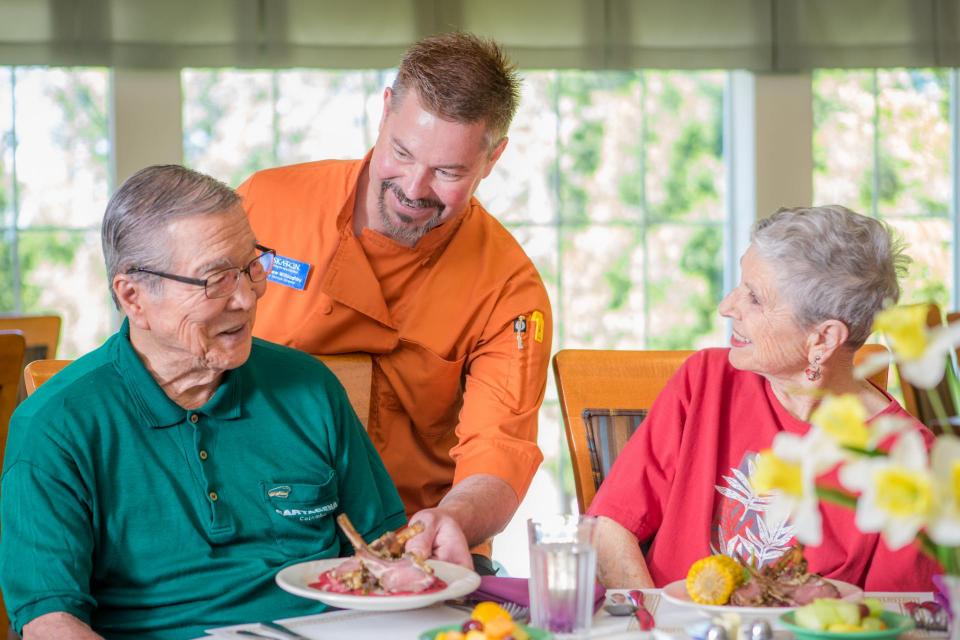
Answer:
[{"left": 588, "top": 348, "right": 940, "bottom": 591}]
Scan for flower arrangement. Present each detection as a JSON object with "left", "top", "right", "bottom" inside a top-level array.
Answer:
[{"left": 750, "top": 303, "right": 960, "bottom": 594}]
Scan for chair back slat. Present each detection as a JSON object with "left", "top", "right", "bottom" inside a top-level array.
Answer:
[
  {"left": 0, "top": 331, "right": 26, "bottom": 639},
  {"left": 314, "top": 353, "right": 372, "bottom": 430}
]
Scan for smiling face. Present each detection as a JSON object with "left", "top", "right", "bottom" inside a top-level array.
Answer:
[
  {"left": 363, "top": 88, "right": 506, "bottom": 245},
  {"left": 718, "top": 245, "right": 812, "bottom": 378},
  {"left": 130, "top": 207, "right": 265, "bottom": 375}
]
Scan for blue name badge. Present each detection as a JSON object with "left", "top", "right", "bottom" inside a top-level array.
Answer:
[{"left": 267, "top": 254, "right": 312, "bottom": 291}]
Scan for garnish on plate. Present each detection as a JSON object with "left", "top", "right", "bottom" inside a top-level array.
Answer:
[
  {"left": 686, "top": 545, "right": 840, "bottom": 607},
  {"left": 310, "top": 514, "right": 447, "bottom": 595}
]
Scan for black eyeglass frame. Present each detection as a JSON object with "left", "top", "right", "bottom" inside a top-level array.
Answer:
[{"left": 126, "top": 244, "right": 276, "bottom": 299}]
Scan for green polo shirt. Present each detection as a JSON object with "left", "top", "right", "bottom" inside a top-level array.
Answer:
[{"left": 0, "top": 320, "right": 406, "bottom": 639}]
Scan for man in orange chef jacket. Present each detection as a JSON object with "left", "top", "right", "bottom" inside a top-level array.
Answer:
[{"left": 237, "top": 32, "right": 552, "bottom": 574}]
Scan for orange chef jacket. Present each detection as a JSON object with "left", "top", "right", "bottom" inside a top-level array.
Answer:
[{"left": 237, "top": 156, "right": 551, "bottom": 523}]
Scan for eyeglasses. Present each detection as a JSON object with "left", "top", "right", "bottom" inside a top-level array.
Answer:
[{"left": 126, "top": 244, "right": 276, "bottom": 299}]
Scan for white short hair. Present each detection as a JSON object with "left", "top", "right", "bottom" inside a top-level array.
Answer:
[{"left": 751, "top": 205, "right": 910, "bottom": 348}]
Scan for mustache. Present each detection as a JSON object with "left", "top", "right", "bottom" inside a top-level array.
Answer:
[{"left": 380, "top": 180, "right": 444, "bottom": 212}]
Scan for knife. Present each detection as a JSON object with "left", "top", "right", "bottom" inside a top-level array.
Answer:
[
  {"left": 237, "top": 620, "right": 312, "bottom": 640},
  {"left": 628, "top": 589, "right": 656, "bottom": 630}
]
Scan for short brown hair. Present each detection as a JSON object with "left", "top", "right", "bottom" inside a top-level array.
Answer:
[{"left": 392, "top": 32, "right": 520, "bottom": 144}]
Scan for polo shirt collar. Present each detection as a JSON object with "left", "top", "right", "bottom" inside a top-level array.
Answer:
[{"left": 113, "top": 318, "right": 244, "bottom": 428}]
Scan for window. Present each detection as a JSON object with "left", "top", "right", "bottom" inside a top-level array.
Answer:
[
  {"left": 0, "top": 67, "right": 113, "bottom": 358},
  {"left": 182, "top": 68, "right": 729, "bottom": 573},
  {"left": 813, "top": 69, "right": 953, "bottom": 306}
]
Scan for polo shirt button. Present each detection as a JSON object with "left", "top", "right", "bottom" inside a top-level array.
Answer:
[
  {"left": 208, "top": 490, "right": 219, "bottom": 502},
  {"left": 199, "top": 450, "right": 208, "bottom": 461},
  {"left": 322, "top": 303, "right": 333, "bottom": 315},
  {"left": 189, "top": 414, "right": 199, "bottom": 424}
]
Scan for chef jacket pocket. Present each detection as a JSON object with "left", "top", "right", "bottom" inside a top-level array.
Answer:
[
  {"left": 262, "top": 473, "right": 340, "bottom": 555},
  {"left": 378, "top": 341, "right": 467, "bottom": 437}
]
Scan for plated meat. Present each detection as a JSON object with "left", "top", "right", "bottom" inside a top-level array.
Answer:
[
  {"left": 311, "top": 514, "right": 446, "bottom": 595},
  {"left": 728, "top": 545, "right": 840, "bottom": 607}
]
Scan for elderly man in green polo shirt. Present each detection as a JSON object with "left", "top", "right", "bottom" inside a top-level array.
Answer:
[{"left": 0, "top": 166, "right": 414, "bottom": 639}]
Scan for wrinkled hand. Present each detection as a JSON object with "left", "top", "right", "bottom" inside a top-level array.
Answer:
[{"left": 404, "top": 508, "right": 472, "bottom": 568}]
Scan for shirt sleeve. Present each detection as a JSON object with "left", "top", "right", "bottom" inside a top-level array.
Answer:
[
  {"left": 586, "top": 356, "right": 691, "bottom": 543},
  {"left": 449, "top": 267, "right": 551, "bottom": 502},
  {"left": 0, "top": 423, "right": 97, "bottom": 633},
  {"left": 324, "top": 369, "right": 407, "bottom": 543}
]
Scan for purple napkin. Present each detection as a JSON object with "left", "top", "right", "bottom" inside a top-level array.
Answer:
[
  {"left": 467, "top": 576, "right": 606, "bottom": 613},
  {"left": 933, "top": 574, "right": 953, "bottom": 621}
]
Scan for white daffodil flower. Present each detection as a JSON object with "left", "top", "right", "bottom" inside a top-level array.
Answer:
[
  {"left": 839, "top": 430, "right": 935, "bottom": 550},
  {"left": 928, "top": 434, "right": 960, "bottom": 546},
  {"left": 856, "top": 304, "right": 960, "bottom": 389},
  {"left": 752, "top": 444, "right": 824, "bottom": 546},
  {"left": 752, "top": 429, "right": 845, "bottom": 546}
]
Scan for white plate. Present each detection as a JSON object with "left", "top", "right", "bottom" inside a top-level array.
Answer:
[
  {"left": 660, "top": 578, "right": 863, "bottom": 616},
  {"left": 275, "top": 558, "right": 481, "bottom": 611}
]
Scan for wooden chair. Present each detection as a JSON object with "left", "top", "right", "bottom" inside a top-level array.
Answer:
[
  {"left": 24, "top": 353, "right": 373, "bottom": 430},
  {"left": 898, "top": 304, "right": 959, "bottom": 434},
  {"left": 554, "top": 345, "right": 892, "bottom": 513},
  {"left": 0, "top": 315, "right": 61, "bottom": 405},
  {"left": 0, "top": 331, "right": 26, "bottom": 638},
  {"left": 23, "top": 359, "right": 72, "bottom": 396},
  {"left": 314, "top": 353, "right": 373, "bottom": 430},
  {"left": 0, "top": 315, "right": 61, "bottom": 363}
]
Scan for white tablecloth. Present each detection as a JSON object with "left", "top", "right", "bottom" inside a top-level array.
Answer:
[{"left": 196, "top": 591, "right": 947, "bottom": 640}]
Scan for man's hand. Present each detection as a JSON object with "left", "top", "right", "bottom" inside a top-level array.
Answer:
[{"left": 404, "top": 508, "right": 472, "bottom": 568}]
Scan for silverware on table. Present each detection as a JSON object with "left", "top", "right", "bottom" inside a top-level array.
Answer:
[
  {"left": 259, "top": 620, "right": 312, "bottom": 640},
  {"left": 235, "top": 631, "right": 283, "bottom": 640},
  {"left": 444, "top": 599, "right": 530, "bottom": 624},
  {"left": 628, "top": 589, "right": 656, "bottom": 630}
]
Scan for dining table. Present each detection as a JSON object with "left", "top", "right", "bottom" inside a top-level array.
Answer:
[{"left": 192, "top": 589, "right": 948, "bottom": 640}]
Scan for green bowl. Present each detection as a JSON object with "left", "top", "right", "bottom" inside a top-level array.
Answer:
[
  {"left": 779, "top": 610, "right": 915, "bottom": 640},
  {"left": 419, "top": 623, "right": 553, "bottom": 640}
]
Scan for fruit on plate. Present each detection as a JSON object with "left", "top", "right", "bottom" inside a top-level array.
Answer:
[
  {"left": 793, "top": 598, "right": 887, "bottom": 632},
  {"left": 433, "top": 602, "right": 529, "bottom": 640},
  {"left": 686, "top": 555, "right": 745, "bottom": 605}
]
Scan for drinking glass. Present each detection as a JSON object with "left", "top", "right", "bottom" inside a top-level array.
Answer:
[{"left": 527, "top": 515, "right": 598, "bottom": 636}]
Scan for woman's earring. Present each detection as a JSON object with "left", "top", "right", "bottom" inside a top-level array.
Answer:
[{"left": 805, "top": 354, "right": 822, "bottom": 381}]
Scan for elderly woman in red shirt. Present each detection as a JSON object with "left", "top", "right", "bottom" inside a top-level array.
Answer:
[{"left": 588, "top": 205, "right": 939, "bottom": 592}]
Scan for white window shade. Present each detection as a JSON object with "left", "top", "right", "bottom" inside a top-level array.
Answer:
[{"left": 0, "top": 0, "right": 958, "bottom": 70}]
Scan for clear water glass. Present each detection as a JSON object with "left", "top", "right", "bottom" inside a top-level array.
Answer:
[{"left": 527, "top": 515, "right": 597, "bottom": 636}]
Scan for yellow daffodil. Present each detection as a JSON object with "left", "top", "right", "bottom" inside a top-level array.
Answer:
[
  {"left": 810, "top": 394, "right": 870, "bottom": 450},
  {"left": 857, "top": 304, "right": 960, "bottom": 389},
  {"left": 751, "top": 431, "right": 841, "bottom": 546},
  {"left": 928, "top": 434, "right": 960, "bottom": 546},
  {"left": 872, "top": 304, "right": 930, "bottom": 359},
  {"left": 839, "top": 430, "right": 934, "bottom": 550},
  {"left": 751, "top": 450, "right": 803, "bottom": 496}
]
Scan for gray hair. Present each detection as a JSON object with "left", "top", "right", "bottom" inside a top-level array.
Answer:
[
  {"left": 101, "top": 165, "right": 240, "bottom": 308},
  {"left": 751, "top": 205, "right": 910, "bottom": 348}
]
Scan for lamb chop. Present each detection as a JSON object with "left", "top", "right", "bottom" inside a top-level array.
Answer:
[
  {"left": 314, "top": 514, "right": 443, "bottom": 595},
  {"left": 728, "top": 545, "right": 840, "bottom": 607}
]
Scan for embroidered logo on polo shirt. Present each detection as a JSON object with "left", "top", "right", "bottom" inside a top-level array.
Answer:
[
  {"left": 274, "top": 500, "right": 339, "bottom": 522},
  {"left": 267, "top": 485, "right": 292, "bottom": 499}
]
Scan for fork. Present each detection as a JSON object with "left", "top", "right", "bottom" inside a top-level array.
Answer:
[
  {"left": 501, "top": 601, "right": 531, "bottom": 624},
  {"left": 445, "top": 599, "right": 530, "bottom": 624}
]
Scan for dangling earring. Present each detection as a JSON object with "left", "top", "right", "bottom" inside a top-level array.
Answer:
[{"left": 805, "top": 354, "right": 822, "bottom": 381}]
